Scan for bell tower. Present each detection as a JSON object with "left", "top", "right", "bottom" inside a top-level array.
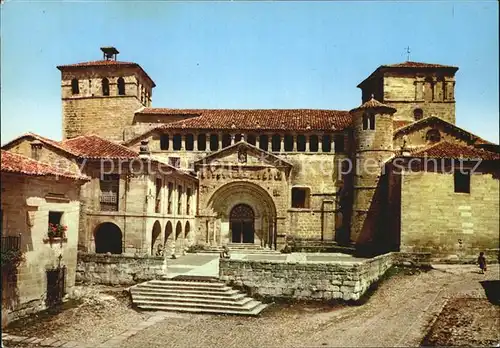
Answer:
[
  {"left": 349, "top": 96, "right": 397, "bottom": 248},
  {"left": 57, "top": 47, "right": 156, "bottom": 141}
]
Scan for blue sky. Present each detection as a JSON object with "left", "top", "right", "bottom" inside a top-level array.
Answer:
[{"left": 1, "top": 1, "right": 498, "bottom": 143}]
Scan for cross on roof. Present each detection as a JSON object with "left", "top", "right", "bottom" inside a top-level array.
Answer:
[{"left": 405, "top": 46, "right": 411, "bottom": 61}]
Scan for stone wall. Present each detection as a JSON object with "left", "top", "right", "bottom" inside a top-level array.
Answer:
[
  {"left": 400, "top": 169, "right": 499, "bottom": 262},
  {"left": 219, "top": 253, "right": 394, "bottom": 302},
  {"left": 76, "top": 252, "right": 164, "bottom": 285},
  {"left": 1, "top": 173, "right": 83, "bottom": 322}
]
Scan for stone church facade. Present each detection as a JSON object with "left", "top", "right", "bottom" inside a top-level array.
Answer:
[{"left": 6, "top": 46, "right": 498, "bottom": 261}]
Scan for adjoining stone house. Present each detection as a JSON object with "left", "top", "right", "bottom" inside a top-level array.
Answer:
[
  {"left": 13, "top": 46, "right": 498, "bottom": 260},
  {"left": 1, "top": 150, "right": 89, "bottom": 323},
  {"left": 2, "top": 133, "right": 198, "bottom": 257}
]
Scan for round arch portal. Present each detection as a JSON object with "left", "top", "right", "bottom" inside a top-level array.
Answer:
[{"left": 94, "top": 222, "right": 122, "bottom": 254}]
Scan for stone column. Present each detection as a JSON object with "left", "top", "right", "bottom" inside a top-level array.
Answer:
[
  {"left": 280, "top": 135, "right": 284, "bottom": 152},
  {"left": 180, "top": 134, "right": 186, "bottom": 151},
  {"left": 318, "top": 135, "right": 323, "bottom": 153},
  {"left": 218, "top": 133, "right": 222, "bottom": 150},
  {"left": 206, "top": 134, "right": 210, "bottom": 151},
  {"left": 168, "top": 134, "right": 173, "bottom": 151},
  {"left": 256, "top": 135, "right": 260, "bottom": 149},
  {"left": 292, "top": 135, "right": 297, "bottom": 152},
  {"left": 305, "top": 135, "right": 310, "bottom": 152},
  {"left": 193, "top": 133, "right": 198, "bottom": 151},
  {"left": 330, "top": 136, "right": 335, "bottom": 154}
]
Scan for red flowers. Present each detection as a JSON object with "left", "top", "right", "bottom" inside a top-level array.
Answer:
[{"left": 48, "top": 223, "right": 67, "bottom": 239}]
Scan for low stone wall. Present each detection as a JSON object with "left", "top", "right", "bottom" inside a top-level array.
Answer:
[
  {"left": 392, "top": 252, "right": 432, "bottom": 268},
  {"left": 219, "top": 253, "right": 394, "bottom": 302},
  {"left": 76, "top": 252, "right": 164, "bottom": 285}
]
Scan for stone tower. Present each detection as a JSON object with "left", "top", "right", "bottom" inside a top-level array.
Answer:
[
  {"left": 57, "top": 47, "right": 155, "bottom": 141},
  {"left": 357, "top": 62, "right": 458, "bottom": 124},
  {"left": 349, "top": 96, "right": 397, "bottom": 248}
]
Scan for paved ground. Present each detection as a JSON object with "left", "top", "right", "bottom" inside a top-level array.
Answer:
[{"left": 3, "top": 260, "right": 498, "bottom": 348}]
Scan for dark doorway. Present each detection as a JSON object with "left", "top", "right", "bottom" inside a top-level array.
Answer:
[
  {"left": 230, "top": 204, "right": 255, "bottom": 243},
  {"left": 94, "top": 222, "right": 122, "bottom": 254}
]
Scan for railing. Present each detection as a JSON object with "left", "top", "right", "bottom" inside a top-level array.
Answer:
[{"left": 1, "top": 235, "right": 21, "bottom": 252}]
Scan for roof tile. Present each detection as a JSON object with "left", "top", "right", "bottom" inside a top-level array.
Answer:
[
  {"left": 405, "top": 142, "right": 500, "bottom": 160},
  {"left": 61, "top": 135, "right": 139, "bottom": 159},
  {"left": 1, "top": 150, "right": 89, "bottom": 180}
]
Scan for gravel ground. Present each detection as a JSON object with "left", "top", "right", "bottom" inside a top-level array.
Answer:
[
  {"left": 3, "top": 265, "right": 498, "bottom": 348},
  {"left": 3, "top": 285, "right": 152, "bottom": 345}
]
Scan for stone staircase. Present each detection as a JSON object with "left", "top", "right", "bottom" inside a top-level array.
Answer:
[{"left": 129, "top": 278, "right": 268, "bottom": 316}]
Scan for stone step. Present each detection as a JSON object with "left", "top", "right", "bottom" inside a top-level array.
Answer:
[
  {"left": 133, "top": 295, "right": 254, "bottom": 307},
  {"left": 136, "top": 303, "right": 268, "bottom": 316},
  {"left": 135, "top": 298, "right": 262, "bottom": 311},
  {"left": 131, "top": 290, "right": 247, "bottom": 301},
  {"left": 134, "top": 283, "right": 235, "bottom": 293},
  {"left": 131, "top": 287, "right": 241, "bottom": 297},
  {"left": 147, "top": 280, "right": 225, "bottom": 287}
]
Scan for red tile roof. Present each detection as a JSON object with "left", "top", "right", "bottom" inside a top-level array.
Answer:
[
  {"left": 349, "top": 97, "right": 396, "bottom": 114},
  {"left": 142, "top": 109, "right": 352, "bottom": 131},
  {"left": 56, "top": 60, "right": 156, "bottom": 87},
  {"left": 61, "top": 135, "right": 139, "bottom": 159},
  {"left": 381, "top": 61, "right": 458, "bottom": 69},
  {"left": 0, "top": 150, "right": 89, "bottom": 180},
  {"left": 407, "top": 142, "right": 500, "bottom": 160}
]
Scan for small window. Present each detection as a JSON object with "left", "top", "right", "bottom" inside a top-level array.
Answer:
[
  {"left": 185, "top": 134, "right": 194, "bottom": 151},
  {"left": 71, "top": 79, "right": 79, "bottom": 95},
  {"left": 173, "top": 134, "right": 182, "bottom": 151},
  {"left": 362, "top": 114, "right": 369, "bottom": 130},
  {"left": 197, "top": 134, "right": 207, "bottom": 151},
  {"left": 334, "top": 135, "right": 345, "bottom": 153},
  {"left": 102, "top": 78, "right": 110, "bottom": 96},
  {"left": 160, "top": 134, "right": 169, "bottom": 150},
  {"left": 322, "top": 135, "right": 332, "bottom": 153},
  {"left": 271, "top": 134, "right": 281, "bottom": 152},
  {"left": 259, "top": 135, "right": 269, "bottom": 151},
  {"left": 454, "top": 171, "right": 470, "bottom": 193},
  {"left": 168, "top": 157, "right": 180, "bottom": 168},
  {"left": 414, "top": 108, "right": 424, "bottom": 121},
  {"left": 31, "top": 142, "right": 43, "bottom": 160},
  {"left": 49, "top": 211, "right": 63, "bottom": 226},
  {"left": 234, "top": 134, "right": 243, "bottom": 143},
  {"left": 117, "top": 77, "right": 125, "bottom": 95},
  {"left": 297, "top": 135, "right": 306, "bottom": 152},
  {"left": 210, "top": 134, "right": 219, "bottom": 151},
  {"left": 100, "top": 174, "right": 119, "bottom": 211},
  {"left": 284, "top": 134, "right": 294, "bottom": 152},
  {"left": 222, "top": 134, "right": 231, "bottom": 148},
  {"left": 48, "top": 211, "right": 64, "bottom": 238},
  {"left": 291, "top": 187, "right": 310, "bottom": 209},
  {"left": 426, "top": 129, "right": 441, "bottom": 143}
]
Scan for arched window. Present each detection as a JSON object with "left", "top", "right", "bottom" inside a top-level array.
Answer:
[
  {"left": 369, "top": 114, "right": 375, "bottom": 130},
  {"left": 271, "top": 134, "right": 281, "bottom": 152},
  {"left": 247, "top": 134, "right": 256, "bottom": 146},
  {"left": 362, "top": 114, "right": 369, "bottom": 130},
  {"left": 259, "top": 135, "right": 269, "bottom": 151},
  {"left": 173, "top": 134, "right": 182, "bottom": 151},
  {"left": 334, "top": 135, "right": 345, "bottom": 153},
  {"left": 322, "top": 135, "right": 332, "bottom": 152},
  {"left": 185, "top": 134, "right": 194, "bottom": 151},
  {"left": 426, "top": 129, "right": 441, "bottom": 143},
  {"left": 117, "top": 77, "right": 125, "bottom": 95},
  {"left": 197, "top": 134, "right": 207, "bottom": 151},
  {"left": 160, "top": 134, "right": 169, "bottom": 150},
  {"left": 71, "top": 78, "right": 79, "bottom": 95},
  {"left": 284, "top": 134, "right": 294, "bottom": 152},
  {"left": 309, "top": 135, "right": 319, "bottom": 152},
  {"left": 222, "top": 134, "right": 231, "bottom": 148},
  {"left": 210, "top": 134, "right": 219, "bottom": 151},
  {"left": 102, "top": 78, "right": 110, "bottom": 96},
  {"left": 414, "top": 108, "right": 424, "bottom": 121},
  {"left": 94, "top": 223, "right": 122, "bottom": 254},
  {"left": 297, "top": 135, "right": 306, "bottom": 152}
]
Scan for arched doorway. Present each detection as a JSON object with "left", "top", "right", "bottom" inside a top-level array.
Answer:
[
  {"left": 151, "top": 220, "right": 161, "bottom": 255},
  {"left": 164, "top": 221, "right": 173, "bottom": 254},
  {"left": 230, "top": 204, "right": 255, "bottom": 244},
  {"left": 94, "top": 222, "right": 122, "bottom": 254}
]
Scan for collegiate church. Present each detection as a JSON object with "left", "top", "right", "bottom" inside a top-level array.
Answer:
[{"left": 3, "top": 47, "right": 499, "bottom": 261}]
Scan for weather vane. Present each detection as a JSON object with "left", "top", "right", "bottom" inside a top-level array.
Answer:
[{"left": 405, "top": 46, "right": 411, "bottom": 61}]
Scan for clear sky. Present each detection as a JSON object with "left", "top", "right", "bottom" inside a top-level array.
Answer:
[{"left": 1, "top": 1, "right": 498, "bottom": 143}]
